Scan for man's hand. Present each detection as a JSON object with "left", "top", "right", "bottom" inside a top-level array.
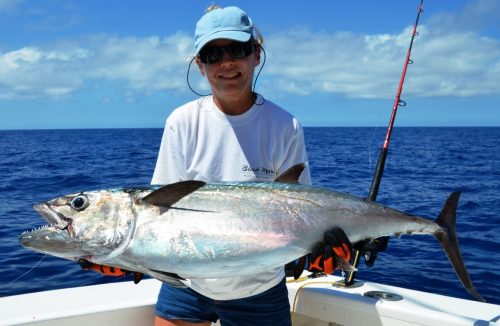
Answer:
[
  {"left": 308, "top": 227, "right": 353, "bottom": 275},
  {"left": 77, "top": 259, "right": 144, "bottom": 284}
]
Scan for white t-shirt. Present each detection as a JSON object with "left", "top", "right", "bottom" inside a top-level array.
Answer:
[{"left": 151, "top": 95, "right": 311, "bottom": 300}]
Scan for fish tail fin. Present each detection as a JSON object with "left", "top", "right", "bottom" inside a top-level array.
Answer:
[{"left": 434, "top": 191, "right": 485, "bottom": 302}]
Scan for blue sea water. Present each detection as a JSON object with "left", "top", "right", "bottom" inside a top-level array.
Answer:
[{"left": 0, "top": 127, "right": 498, "bottom": 304}]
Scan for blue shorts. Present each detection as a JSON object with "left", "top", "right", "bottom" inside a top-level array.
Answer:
[{"left": 155, "top": 278, "right": 291, "bottom": 326}]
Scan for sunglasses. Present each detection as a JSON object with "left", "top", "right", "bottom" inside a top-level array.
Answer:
[{"left": 198, "top": 41, "right": 255, "bottom": 64}]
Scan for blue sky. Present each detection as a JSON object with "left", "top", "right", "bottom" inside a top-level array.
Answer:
[{"left": 1, "top": 0, "right": 499, "bottom": 129}]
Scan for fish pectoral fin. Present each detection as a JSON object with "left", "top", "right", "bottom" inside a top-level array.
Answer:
[
  {"left": 149, "top": 269, "right": 187, "bottom": 288},
  {"left": 274, "top": 163, "right": 305, "bottom": 183},
  {"left": 142, "top": 180, "right": 206, "bottom": 207}
]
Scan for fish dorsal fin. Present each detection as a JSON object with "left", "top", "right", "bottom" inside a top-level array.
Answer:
[
  {"left": 274, "top": 163, "right": 305, "bottom": 183},
  {"left": 142, "top": 180, "right": 206, "bottom": 207}
]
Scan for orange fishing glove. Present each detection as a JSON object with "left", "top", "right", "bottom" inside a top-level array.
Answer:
[
  {"left": 308, "top": 227, "right": 352, "bottom": 275},
  {"left": 77, "top": 259, "right": 144, "bottom": 284}
]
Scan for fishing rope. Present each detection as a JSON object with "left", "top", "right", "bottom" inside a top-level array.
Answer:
[
  {"left": 287, "top": 278, "right": 341, "bottom": 324},
  {"left": 5, "top": 254, "right": 47, "bottom": 286}
]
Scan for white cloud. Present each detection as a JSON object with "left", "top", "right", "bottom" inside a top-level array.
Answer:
[
  {"left": 409, "top": 29, "right": 500, "bottom": 97},
  {"left": 86, "top": 33, "right": 192, "bottom": 94},
  {"left": 262, "top": 22, "right": 499, "bottom": 99},
  {"left": 0, "top": 46, "right": 88, "bottom": 99},
  {"left": 263, "top": 28, "right": 404, "bottom": 99},
  {"left": 0, "top": 32, "right": 193, "bottom": 100},
  {"left": 2, "top": 47, "right": 41, "bottom": 69}
]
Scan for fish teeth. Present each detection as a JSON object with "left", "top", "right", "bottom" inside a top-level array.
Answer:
[{"left": 22, "top": 224, "right": 55, "bottom": 235}]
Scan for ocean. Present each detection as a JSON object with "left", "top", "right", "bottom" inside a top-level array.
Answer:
[{"left": 0, "top": 127, "right": 498, "bottom": 304}]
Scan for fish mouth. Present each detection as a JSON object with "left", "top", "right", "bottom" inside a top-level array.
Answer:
[
  {"left": 19, "top": 224, "right": 81, "bottom": 259},
  {"left": 21, "top": 203, "right": 81, "bottom": 258},
  {"left": 33, "top": 203, "right": 75, "bottom": 237}
]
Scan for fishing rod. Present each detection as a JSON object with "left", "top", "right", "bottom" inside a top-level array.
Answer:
[{"left": 344, "top": 0, "right": 424, "bottom": 285}]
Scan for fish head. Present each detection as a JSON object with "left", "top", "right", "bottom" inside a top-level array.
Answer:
[{"left": 20, "top": 190, "right": 135, "bottom": 260}]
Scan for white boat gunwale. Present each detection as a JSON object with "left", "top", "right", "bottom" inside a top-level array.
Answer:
[{"left": 1, "top": 275, "right": 499, "bottom": 326}]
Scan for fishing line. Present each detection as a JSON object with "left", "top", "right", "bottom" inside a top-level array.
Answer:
[
  {"left": 368, "top": 80, "right": 393, "bottom": 161},
  {"left": 367, "top": 107, "right": 391, "bottom": 176},
  {"left": 5, "top": 254, "right": 47, "bottom": 287}
]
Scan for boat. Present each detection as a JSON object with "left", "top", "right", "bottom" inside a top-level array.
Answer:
[{"left": 1, "top": 274, "right": 499, "bottom": 326}]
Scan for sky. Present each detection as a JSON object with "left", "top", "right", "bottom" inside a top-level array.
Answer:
[{"left": 1, "top": 0, "right": 499, "bottom": 129}]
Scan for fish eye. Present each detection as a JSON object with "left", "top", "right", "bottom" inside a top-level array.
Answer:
[{"left": 69, "top": 195, "right": 89, "bottom": 211}]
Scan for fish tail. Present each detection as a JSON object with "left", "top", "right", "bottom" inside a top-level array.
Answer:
[{"left": 434, "top": 191, "right": 485, "bottom": 302}]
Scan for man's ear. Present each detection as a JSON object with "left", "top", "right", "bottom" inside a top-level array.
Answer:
[
  {"left": 195, "top": 57, "right": 206, "bottom": 76},
  {"left": 254, "top": 45, "right": 261, "bottom": 66}
]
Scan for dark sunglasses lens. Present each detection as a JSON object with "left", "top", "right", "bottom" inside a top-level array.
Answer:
[
  {"left": 199, "top": 42, "right": 254, "bottom": 64},
  {"left": 226, "top": 42, "right": 254, "bottom": 59},
  {"left": 200, "top": 47, "right": 223, "bottom": 64}
]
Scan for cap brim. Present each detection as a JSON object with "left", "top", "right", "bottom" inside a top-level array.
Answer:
[{"left": 196, "top": 31, "right": 252, "bottom": 54}]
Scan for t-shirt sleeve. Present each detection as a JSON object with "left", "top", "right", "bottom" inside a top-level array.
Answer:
[
  {"left": 151, "top": 116, "right": 187, "bottom": 185},
  {"left": 277, "top": 117, "right": 312, "bottom": 185}
]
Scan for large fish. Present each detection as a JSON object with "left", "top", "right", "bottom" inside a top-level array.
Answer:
[{"left": 19, "top": 164, "right": 484, "bottom": 302}]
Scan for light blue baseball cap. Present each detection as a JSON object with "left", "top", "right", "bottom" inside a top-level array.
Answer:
[{"left": 194, "top": 6, "right": 254, "bottom": 54}]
